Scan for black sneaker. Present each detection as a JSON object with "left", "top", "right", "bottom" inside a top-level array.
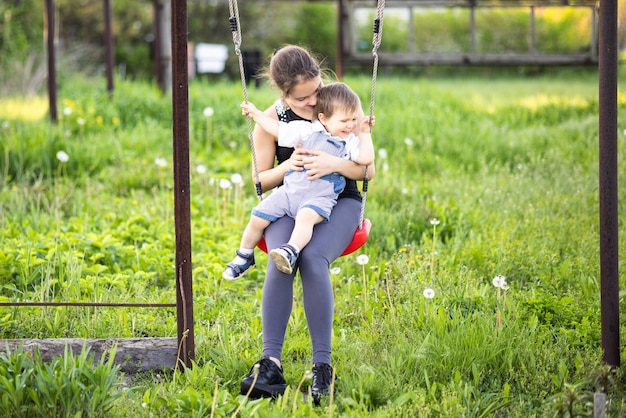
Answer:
[
  {"left": 240, "top": 357, "right": 287, "bottom": 398},
  {"left": 311, "top": 363, "right": 337, "bottom": 405}
]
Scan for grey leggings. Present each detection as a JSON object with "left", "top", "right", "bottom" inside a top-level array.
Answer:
[{"left": 261, "top": 197, "right": 362, "bottom": 365}]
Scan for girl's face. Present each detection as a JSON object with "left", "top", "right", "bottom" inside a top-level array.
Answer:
[
  {"left": 318, "top": 108, "right": 359, "bottom": 140},
  {"left": 284, "top": 77, "right": 322, "bottom": 120}
]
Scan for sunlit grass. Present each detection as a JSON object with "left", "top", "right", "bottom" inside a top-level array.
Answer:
[
  {"left": 1, "top": 73, "right": 625, "bottom": 417},
  {"left": 0, "top": 96, "right": 48, "bottom": 121}
]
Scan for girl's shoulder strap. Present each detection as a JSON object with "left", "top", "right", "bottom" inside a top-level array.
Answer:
[{"left": 274, "top": 99, "right": 289, "bottom": 123}]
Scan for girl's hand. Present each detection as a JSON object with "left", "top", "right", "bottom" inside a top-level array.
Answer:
[{"left": 288, "top": 147, "right": 308, "bottom": 172}]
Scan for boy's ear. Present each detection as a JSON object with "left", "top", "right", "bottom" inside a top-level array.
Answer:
[{"left": 317, "top": 113, "right": 326, "bottom": 123}]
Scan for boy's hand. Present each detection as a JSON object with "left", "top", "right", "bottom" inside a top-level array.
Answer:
[
  {"left": 359, "top": 115, "right": 375, "bottom": 133},
  {"left": 241, "top": 101, "right": 259, "bottom": 117}
]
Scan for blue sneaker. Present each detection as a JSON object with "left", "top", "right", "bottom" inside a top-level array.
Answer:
[
  {"left": 269, "top": 244, "right": 299, "bottom": 274},
  {"left": 223, "top": 250, "right": 255, "bottom": 280}
]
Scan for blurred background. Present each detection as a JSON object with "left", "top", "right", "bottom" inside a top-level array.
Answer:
[{"left": 1, "top": 0, "right": 623, "bottom": 97}]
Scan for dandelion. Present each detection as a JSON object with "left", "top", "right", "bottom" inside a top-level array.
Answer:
[
  {"left": 154, "top": 157, "right": 167, "bottom": 167},
  {"left": 2, "top": 121, "right": 9, "bottom": 129},
  {"left": 231, "top": 173, "right": 243, "bottom": 186},
  {"left": 330, "top": 267, "right": 341, "bottom": 275},
  {"left": 404, "top": 137, "right": 414, "bottom": 146},
  {"left": 423, "top": 288, "right": 435, "bottom": 299},
  {"left": 493, "top": 275, "right": 508, "bottom": 327},
  {"left": 356, "top": 254, "right": 370, "bottom": 310},
  {"left": 196, "top": 164, "right": 207, "bottom": 174},
  {"left": 96, "top": 116, "right": 103, "bottom": 125},
  {"left": 219, "top": 178, "right": 232, "bottom": 189},
  {"left": 492, "top": 275, "right": 507, "bottom": 289},
  {"left": 56, "top": 151, "right": 69, "bottom": 162},
  {"left": 382, "top": 162, "right": 389, "bottom": 172},
  {"left": 63, "top": 107, "right": 72, "bottom": 116},
  {"left": 378, "top": 148, "right": 388, "bottom": 159},
  {"left": 77, "top": 117, "right": 86, "bottom": 125},
  {"left": 203, "top": 107, "right": 214, "bottom": 117},
  {"left": 112, "top": 117, "right": 120, "bottom": 125},
  {"left": 430, "top": 218, "right": 440, "bottom": 226}
]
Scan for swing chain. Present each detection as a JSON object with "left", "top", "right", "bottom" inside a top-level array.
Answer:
[{"left": 228, "top": 0, "right": 263, "bottom": 201}]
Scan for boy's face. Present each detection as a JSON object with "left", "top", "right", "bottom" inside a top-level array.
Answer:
[{"left": 319, "top": 109, "right": 359, "bottom": 139}]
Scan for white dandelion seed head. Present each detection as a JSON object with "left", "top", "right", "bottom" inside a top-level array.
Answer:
[
  {"left": 378, "top": 148, "right": 388, "bottom": 159},
  {"left": 154, "top": 157, "right": 167, "bottom": 167},
  {"left": 423, "top": 288, "right": 435, "bottom": 299},
  {"left": 219, "top": 178, "right": 232, "bottom": 189},
  {"left": 401, "top": 188, "right": 408, "bottom": 195},
  {"left": 63, "top": 107, "right": 72, "bottom": 116},
  {"left": 330, "top": 267, "right": 341, "bottom": 275},
  {"left": 492, "top": 275, "right": 507, "bottom": 289},
  {"left": 382, "top": 162, "right": 389, "bottom": 172},
  {"left": 196, "top": 164, "right": 207, "bottom": 174},
  {"left": 404, "top": 137, "right": 414, "bottom": 146},
  {"left": 356, "top": 254, "right": 370, "bottom": 265},
  {"left": 231, "top": 173, "right": 243, "bottom": 185},
  {"left": 77, "top": 117, "right": 86, "bottom": 125},
  {"left": 56, "top": 150, "right": 69, "bottom": 163},
  {"left": 430, "top": 218, "right": 440, "bottom": 226},
  {"left": 304, "top": 370, "right": 313, "bottom": 380},
  {"left": 229, "top": 141, "right": 237, "bottom": 149},
  {"left": 203, "top": 107, "right": 214, "bottom": 117},
  {"left": 2, "top": 121, "right": 9, "bottom": 129}
]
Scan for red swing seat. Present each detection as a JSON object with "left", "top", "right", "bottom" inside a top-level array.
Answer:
[{"left": 257, "top": 217, "right": 371, "bottom": 257}]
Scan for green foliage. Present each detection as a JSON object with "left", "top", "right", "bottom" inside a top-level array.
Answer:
[
  {"left": 1, "top": 72, "right": 626, "bottom": 416},
  {"left": 0, "top": 345, "right": 123, "bottom": 417}
]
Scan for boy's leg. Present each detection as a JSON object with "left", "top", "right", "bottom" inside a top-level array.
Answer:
[{"left": 288, "top": 207, "right": 324, "bottom": 250}]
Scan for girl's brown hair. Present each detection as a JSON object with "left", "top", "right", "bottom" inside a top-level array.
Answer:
[{"left": 265, "top": 45, "right": 323, "bottom": 97}]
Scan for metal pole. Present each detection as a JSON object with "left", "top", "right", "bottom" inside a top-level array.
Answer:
[
  {"left": 598, "top": 0, "right": 619, "bottom": 368},
  {"left": 45, "top": 0, "right": 57, "bottom": 123},
  {"left": 103, "top": 0, "right": 114, "bottom": 94},
  {"left": 171, "top": 0, "right": 194, "bottom": 369}
]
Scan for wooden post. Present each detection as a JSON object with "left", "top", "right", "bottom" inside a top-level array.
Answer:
[
  {"left": 103, "top": 0, "right": 114, "bottom": 94},
  {"left": 171, "top": 0, "right": 195, "bottom": 370},
  {"left": 45, "top": 0, "right": 57, "bottom": 123},
  {"left": 598, "top": 0, "right": 619, "bottom": 368}
]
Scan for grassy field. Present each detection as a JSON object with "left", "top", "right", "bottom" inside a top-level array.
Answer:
[{"left": 1, "top": 69, "right": 625, "bottom": 416}]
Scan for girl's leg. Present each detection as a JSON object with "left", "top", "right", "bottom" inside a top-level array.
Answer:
[
  {"left": 298, "top": 198, "right": 361, "bottom": 364},
  {"left": 261, "top": 215, "right": 297, "bottom": 361}
]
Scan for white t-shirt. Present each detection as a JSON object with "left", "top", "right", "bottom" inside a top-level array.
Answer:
[{"left": 277, "top": 120, "right": 361, "bottom": 162}]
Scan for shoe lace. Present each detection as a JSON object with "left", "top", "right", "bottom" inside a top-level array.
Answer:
[{"left": 313, "top": 363, "right": 332, "bottom": 386}]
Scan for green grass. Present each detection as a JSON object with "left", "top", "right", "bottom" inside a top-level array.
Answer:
[{"left": 1, "top": 69, "right": 625, "bottom": 416}]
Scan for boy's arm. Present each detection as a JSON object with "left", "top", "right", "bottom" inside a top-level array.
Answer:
[
  {"left": 354, "top": 116, "right": 375, "bottom": 166},
  {"left": 241, "top": 101, "right": 279, "bottom": 137}
]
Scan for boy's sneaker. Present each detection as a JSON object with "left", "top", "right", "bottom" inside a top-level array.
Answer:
[
  {"left": 269, "top": 244, "right": 299, "bottom": 274},
  {"left": 240, "top": 357, "right": 287, "bottom": 398},
  {"left": 222, "top": 250, "right": 255, "bottom": 280},
  {"left": 311, "top": 363, "right": 337, "bottom": 405}
]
